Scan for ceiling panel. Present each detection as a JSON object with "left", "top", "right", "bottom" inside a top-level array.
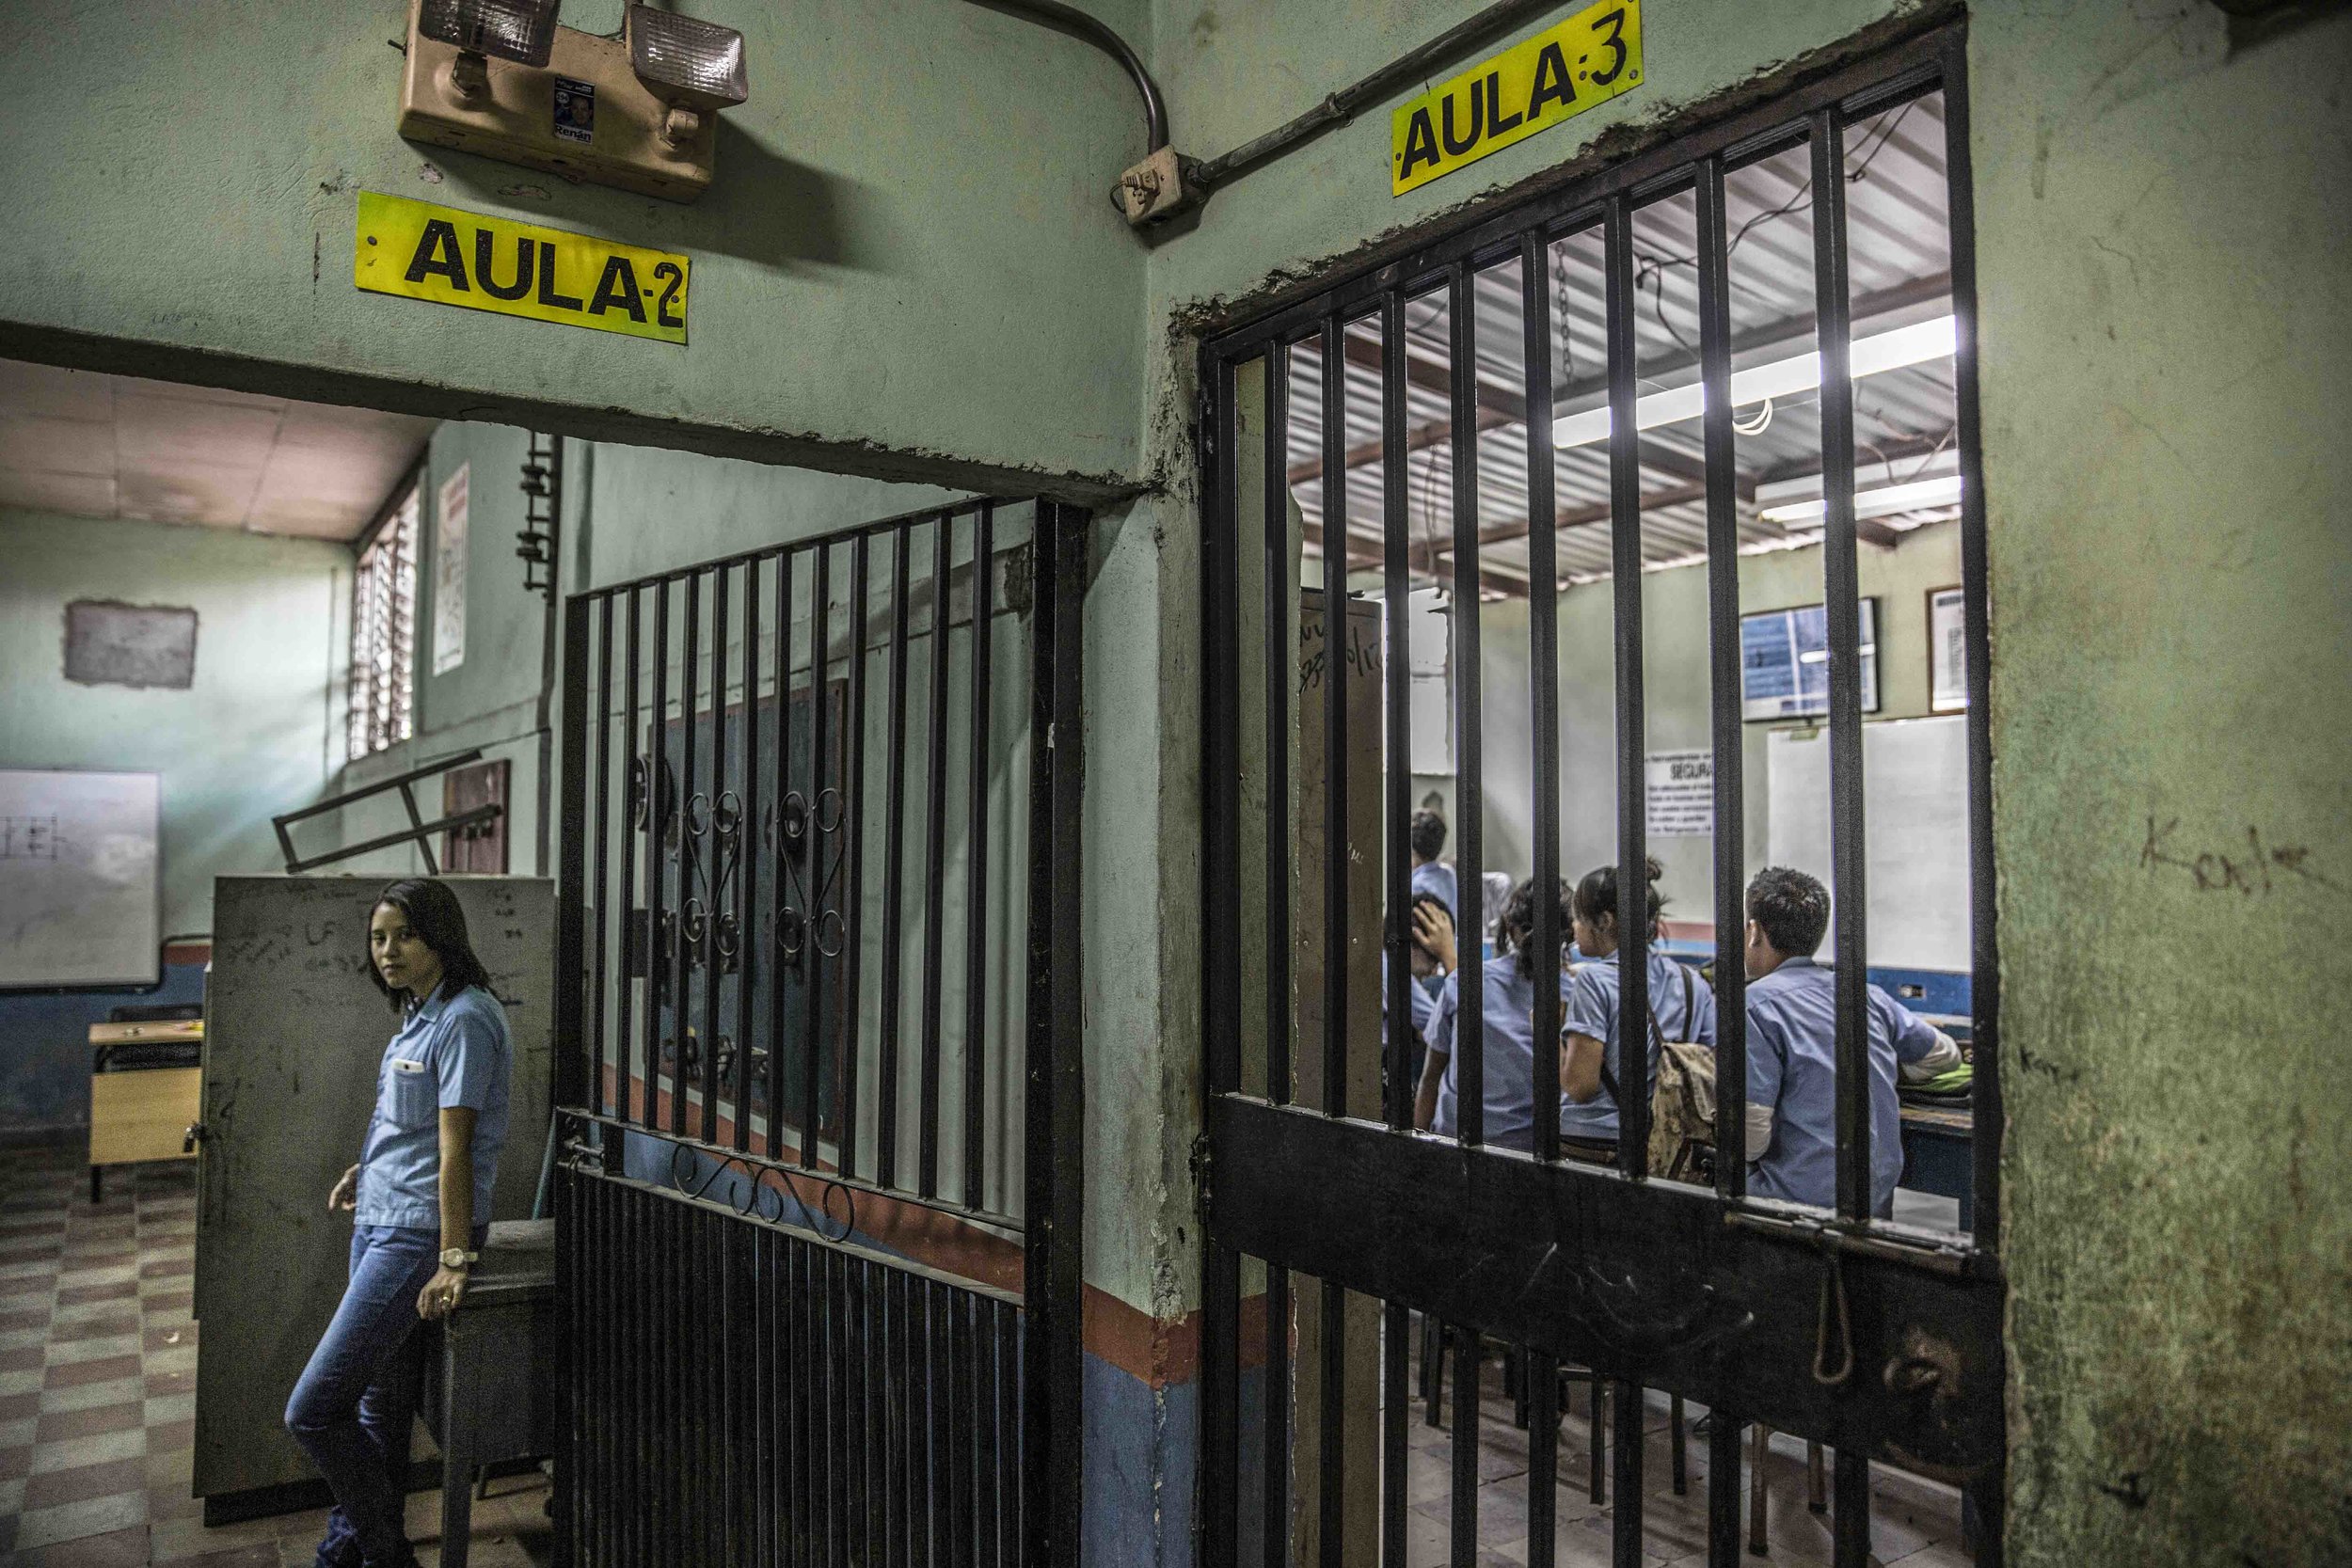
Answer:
[{"left": 0, "top": 359, "right": 436, "bottom": 541}]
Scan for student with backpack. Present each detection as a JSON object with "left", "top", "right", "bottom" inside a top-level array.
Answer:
[{"left": 1559, "top": 858, "right": 1718, "bottom": 1171}]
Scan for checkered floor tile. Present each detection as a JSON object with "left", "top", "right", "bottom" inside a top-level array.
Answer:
[{"left": 0, "top": 1143, "right": 551, "bottom": 1567}]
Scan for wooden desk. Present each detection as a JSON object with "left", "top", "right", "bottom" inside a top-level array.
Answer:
[
  {"left": 88, "top": 1018, "right": 204, "bottom": 1203},
  {"left": 1898, "top": 1101, "right": 1974, "bottom": 1229}
]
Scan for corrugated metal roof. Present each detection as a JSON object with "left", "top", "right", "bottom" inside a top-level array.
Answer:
[{"left": 1287, "top": 92, "right": 1959, "bottom": 594}]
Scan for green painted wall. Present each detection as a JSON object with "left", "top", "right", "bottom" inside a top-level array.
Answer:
[
  {"left": 0, "top": 0, "right": 1150, "bottom": 492},
  {"left": 0, "top": 510, "right": 348, "bottom": 931},
  {"left": 1477, "top": 521, "right": 1963, "bottom": 920}
]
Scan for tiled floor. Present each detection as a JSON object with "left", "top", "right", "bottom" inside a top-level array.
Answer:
[
  {"left": 1400, "top": 1340, "right": 1973, "bottom": 1567},
  {"left": 0, "top": 1143, "right": 552, "bottom": 1568}
]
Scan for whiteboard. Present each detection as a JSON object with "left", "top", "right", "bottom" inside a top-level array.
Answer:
[
  {"left": 1766, "top": 718, "right": 1969, "bottom": 972},
  {"left": 0, "top": 769, "right": 162, "bottom": 989}
]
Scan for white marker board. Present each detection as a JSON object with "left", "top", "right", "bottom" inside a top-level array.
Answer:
[
  {"left": 1766, "top": 718, "right": 1969, "bottom": 972},
  {"left": 0, "top": 769, "right": 163, "bottom": 989}
]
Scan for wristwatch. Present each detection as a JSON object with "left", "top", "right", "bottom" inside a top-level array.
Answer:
[{"left": 439, "top": 1247, "right": 479, "bottom": 1270}]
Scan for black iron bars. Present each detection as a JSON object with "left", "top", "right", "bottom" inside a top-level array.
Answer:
[
  {"left": 803, "top": 538, "right": 833, "bottom": 1171},
  {"left": 964, "top": 505, "right": 996, "bottom": 1212},
  {"left": 1446, "top": 261, "right": 1486, "bottom": 1149},
  {"left": 919, "top": 514, "right": 953, "bottom": 1196}
]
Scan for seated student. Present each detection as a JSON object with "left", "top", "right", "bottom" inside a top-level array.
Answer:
[
  {"left": 1380, "top": 895, "right": 1454, "bottom": 1094},
  {"left": 1558, "top": 858, "right": 1718, "bottom": 1159},
  {"left": 1408, "top": 810, "right": 1457, "bottom": 920},
  {"left": 1413, "top": 878, "right": 1565, "bottom": 1154},
  {"left": 1740, "top": 866, "right": 1962, "bottom": 1214}
]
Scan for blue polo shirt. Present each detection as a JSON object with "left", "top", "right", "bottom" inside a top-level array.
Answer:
[
  {"left": 1410, "top": 862, "right": 1457, "bottom": 920},
  {"left": 1743, "top": 958, "right": 1938, "bottom": 1213},
  {"left": 1428, "top": 959, "right": 1569, "bottom": 1153},
  {"left": 1558, "top": 951, "right": 1718, "bottom": 1142},
  {"left": 1379, "top": 952, "right": 1439, "bottom": 1053},
  {"left": 354, "top": 983, "right": 513, "bottom": 1229}
]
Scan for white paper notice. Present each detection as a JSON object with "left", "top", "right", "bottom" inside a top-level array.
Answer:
[
  {"left": 433, "top": 463, "right": 469, "bottom": 675},
  {"left": 1645, "top": 750, "right": 1713, "bottom": 837}
]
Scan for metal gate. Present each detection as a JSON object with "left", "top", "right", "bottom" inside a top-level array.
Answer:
[
  {"left": 1193, "top": 24, "right": 2002, "bottom": 1568},
  {"left": 549, "top": 498, "right": 1087, "bottom": 1566}
]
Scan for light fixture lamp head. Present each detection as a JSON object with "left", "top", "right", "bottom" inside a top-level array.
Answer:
[
  {"left": 417, "top": 0, "right": 562, "bottom": 98},
  {"left": 628, "top": 6, "right": 749, "bottom": 149}
]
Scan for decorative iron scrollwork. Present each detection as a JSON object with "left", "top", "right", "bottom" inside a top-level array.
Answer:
[{"left": 664, "top": 1140, "right": 858, "bottom": 1243}]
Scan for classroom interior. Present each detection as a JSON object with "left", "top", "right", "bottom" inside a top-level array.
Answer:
[{"left": 0, "top": 2, "right": 2344, "bottom": 1566}]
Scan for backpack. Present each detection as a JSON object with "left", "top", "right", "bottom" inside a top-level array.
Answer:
[{"left": 1597, "top": 964, "right": 1716, "bottom": 1182}]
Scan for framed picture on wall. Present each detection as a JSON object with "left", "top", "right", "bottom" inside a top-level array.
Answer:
[
  {"left": 1928, "top": 585, "right": 1968, "bottom": 712},
  {"left": 1739, "top": 598, "right": 1881, "bottom": 721}
]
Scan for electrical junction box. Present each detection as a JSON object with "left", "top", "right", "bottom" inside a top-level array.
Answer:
[{"left": 397, "top": 2, "right": 717, "bottom": 203}]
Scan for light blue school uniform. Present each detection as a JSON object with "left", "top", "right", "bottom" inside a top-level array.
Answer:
[
  {"left": 1742, "top": 958, "right": 1939, "bottom": 1213},
  {"left": 1428, "top": 959, "right": 1568, "bottom": 1153},
  {"left": 1379, "top": 952, "right": 1439, "bottom": 1054},
  {"left": 354, "top": 983, "right": 514, "bottom": 1229},
  {"left": 1558, "top": 950, "right": 1718, "bottom": 1143},
  {"left": 1410, "top": 861, "right": 1458, "bottom": 921}
]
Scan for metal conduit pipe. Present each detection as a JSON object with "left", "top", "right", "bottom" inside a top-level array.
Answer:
[{"left": 965, "top": 0, "right": 1168, "bottom": 153}]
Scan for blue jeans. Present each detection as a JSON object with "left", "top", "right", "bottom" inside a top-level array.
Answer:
[{"left": 285, "top": 1223, "right": 485, "bottom": 1568}]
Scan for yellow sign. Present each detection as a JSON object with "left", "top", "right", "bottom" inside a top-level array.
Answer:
[
  {"left": 353, "top": 192, "right": 689, "bottom": 345},
  {"left": 1391, "top": 0, "right": 1644, "bottom": 197}
]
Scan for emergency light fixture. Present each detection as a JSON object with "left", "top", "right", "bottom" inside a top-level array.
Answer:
[
  {"left": 628, "top": 7, "right": 750, "bottom": 148},
  {"left": 396, "top": 0, "right": 750, "bottom": 203}
]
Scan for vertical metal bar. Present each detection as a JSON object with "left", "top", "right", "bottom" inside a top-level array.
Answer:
[
  {"left": 1376, "top": 294, "right": 1414, "bottom": 1561},
  {"left": 920, "top": 513, "right": 954, "bottom": 1196},
  {"left": 704, "top": 564, "right": 730, "bottom": 1144},
  {"left": 1942, "top": 45, "right": 2001, "bottom": 1259},
  {"left": 964, "top": 505, "right": 995, "bottom": 1210},
  {"left": 880, "top": 525, "right": 913, "bottom": 1189},
  {"left": 1527, "top": 1346, "right": 1558, "bottom": 1568},
  {"left": 1708, "top": 1413, "right": 1743, "bottom": 1568},
  {"left": 974, "top": 1283, "right": 1001, "bottom": 1565},
  {"left": 926, "top": 1278, "right": 948, "bottom": 1566},
  {"left": 1200, "top": 344, "right": 1243, "bottom": 1568},
  {"left": 674, "top": 573, "right": 702, "bottom": 1138},
  {"left": 1694, "top": 154, "right": 1748, "bottom": 1202},
  {"left": 855, "top": 1258, "right": 879, "bottom": 1568},
  {"left": 1811, "top": 106, "right": 1871, "bottom": 1224},
  {"left": 1447, "top": 261, "right": 1486, "bottom": 1148},
  {"left": 1834, "top": 1449, "right": 1870, "bottom": 1567},
  {"left": 842, "top": 536, "right": 872, "bottom": 1182},
  {"left": 1448, "top": 1325, "right": 1478, "bottom": 1567},
  {"left": 950, "top": 1290, "right": 977, "bottom": 1568},
  {"left": 1263, "top": 344, "right": 1295, "bottom": 1109},
  {"left": 884, "top": 1263, "right": 906, "bottom": 1568},
  {"left": 1942, "top": 44, "right": 2008, "bottom": 1559},
  {"left": 1264, "top": 1263, "right": 1291, "bottom": 1568},
  {"left": 830, "top": 1251, "right": 850, "bottom": 1568},
  {"left": 646, "top": 580, "right": 670, "bottom": 1133},
  {"left": 1611, "top": 1379, "right": 1645, "bottom": 1568},
  {"left": 1603, "top": 193, "right": 1650, "bottom": 1178},
  {"left": 736, "top": 562, "right": 761, "bottom": 1151},
  {"left": 618, "top": 591, "right": 643, "bottom": 1124},
  {"left": 998, "top": 1298, "right": 1022, "bottom": 1568},
  {"left": 556, "top": 597, "right": 591, "bottom": 1112},
  {"left": 1024, "top": 500, "right": 1086, "bottom": 1568},
  {"left": 805, "top": 542, "right": 834, "bottom": 1167},
  {"left": 1521, "top": 234, "right": 1563, "bottom": 1167},
  {"left": 591, "top": 595, "right": 613, "bottom": 1120},
  {"left": 1314, "top": 312, "right": 1352, "bottom": 1568},
  {"left": 1319, "top": 314, "right": 1350, "bottom": 1126},
  {"left": 1381, "top": 1300, "right": 1407, "bottom": 1565},
  {"left": 769, "top": 549, "right": 794, "bottom": 1160}
]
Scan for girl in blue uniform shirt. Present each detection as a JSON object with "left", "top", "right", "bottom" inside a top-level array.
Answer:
[
  {"left": 1558, "top": 858, "right": 1718, "bottom": 1159},
  {"left": 1412, "top": 877, "right": 1568, "bottom": 1153},
  {"left": 285, "top": 879, "right": 514, "bottom": 1568}
]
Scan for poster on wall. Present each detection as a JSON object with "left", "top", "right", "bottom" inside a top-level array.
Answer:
[
  {"left": 433, "top": 463, "right": 469, "bottom": 675},
  {"left": 1645, "top": 750, "right": 1713, "bottom": 836},
  {"left": 1739, "top": 599, "right": 1880, "bottom": 721},
  {"left": 1929, "top": 586, "right": 1967, "bottom": 712}
]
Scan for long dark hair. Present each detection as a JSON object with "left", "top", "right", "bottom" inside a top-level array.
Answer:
[
  {"left": 366, "top": 879, "right": 494, "bottom": 1011},
  {"left": 1573, "top": 856, "right": 1667, "bottom": 942},
  {"left": 1494, "top": 877, "right": 1570, "bottom": 980}
]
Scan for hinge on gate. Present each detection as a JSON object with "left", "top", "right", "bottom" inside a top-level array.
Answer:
[{"left": 1188, "top": 1132, "right": 1213, "bottom": 1218}]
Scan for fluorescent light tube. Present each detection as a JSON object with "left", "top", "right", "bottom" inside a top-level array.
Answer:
[
  {"left": 1759, "top": 473, "right": 1963, "bottom": 525},
  {"left": 1552, "top": 313, "right": 1956, "bottom": 450}
]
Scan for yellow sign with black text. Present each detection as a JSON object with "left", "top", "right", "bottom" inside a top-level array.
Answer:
[
  {"left": 353, "top": 191, "right": 689, "bottom": 344},
  {"left": 1391, "top": 0, "right": 1644, "bottom": 196}
]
